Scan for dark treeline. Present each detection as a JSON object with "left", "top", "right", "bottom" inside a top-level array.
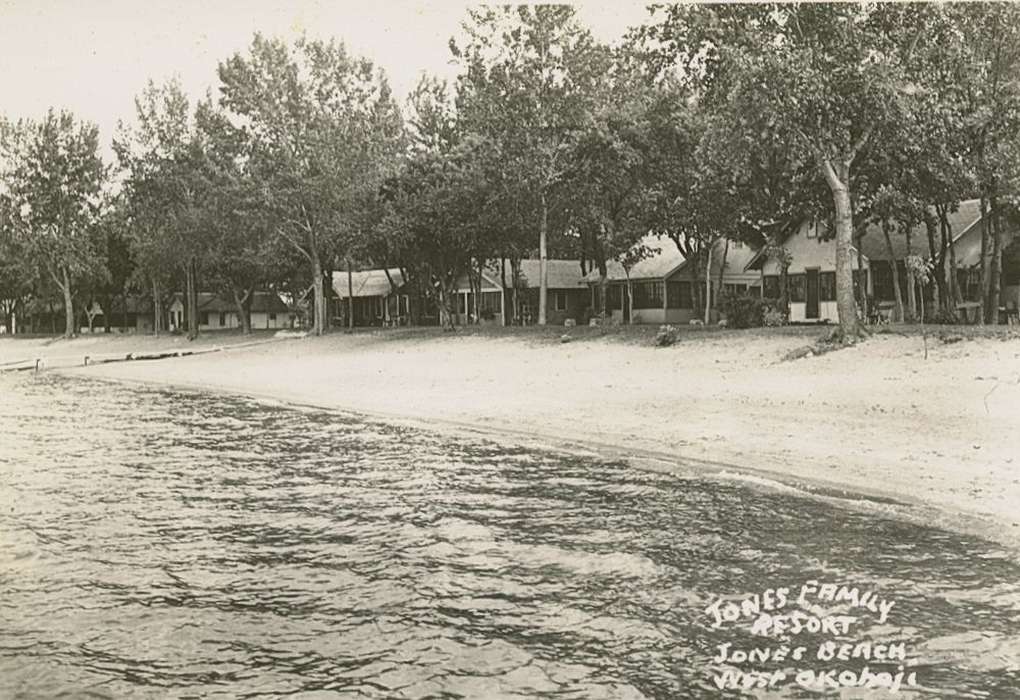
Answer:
[{"left": 2, "top": 4, "right": 1019, "bottom": 338}]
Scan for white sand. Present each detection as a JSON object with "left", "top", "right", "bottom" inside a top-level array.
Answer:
[{"left": 8, "top": 327, "right": 1020, "bottom": 545}]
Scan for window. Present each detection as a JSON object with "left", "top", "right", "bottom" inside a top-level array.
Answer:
[
  {"left": 724, "top": 283, "right": 748, "bottom": 296},
  {"left": 218, "top": 312, "right": 226, "bottom": 326},
  {"left": 456, "top": 293, "right": 467, "bottom": 314},
  {"left": 632, "top": 281, "right": 664, "bottom": 309},
  {"left": 199, "top": 311, "right": 209, "bottom": 326},
  {"left": 763, "top": 275, "right": 780, "bottom": 299},
  {"left": 957, "top": 268, "right": 980, "bottom": 301},
  {"left": 789, "top": 274, "right": 806, "bottom": 303},
  {"left": 819, "top": 272, "right": 836, "bottom": 302},
  {"left": 269, "top": 313, "right": 277, "bottom": 322},
  {"left": 666, "top": 281, "right": 693, "bottom": 309},
  {"left": 873, "top": 261, "right": 912, "bottom": 303},
  {"left": 553, "top": 291, "right": 568, "bottom": 311},
  {"left": 481, "top": 291, "right": 502, "bottom": 314},
  {"left": 606, "top": 285, "right": 622, "bottom": 310}
]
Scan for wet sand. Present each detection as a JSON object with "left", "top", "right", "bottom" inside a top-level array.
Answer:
[{"left": 6, "top": 326, "right": 1020, "bottom": 547}]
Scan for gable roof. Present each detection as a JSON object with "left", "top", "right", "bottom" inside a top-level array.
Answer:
[
  {"left": 197, "top": 291, "right": 290, "bottom": 314},
  {"left": 583, "top": 235, "right": 687, "bottom": 283},
  {"left": 860, "top": 198, "right": 983, "bottom": 261},
  {"left": 513, "top": 259, "right": 587, "bottom": 289},
  {"left": 332, "top": 268, "right": 404, "bottom": 299}
]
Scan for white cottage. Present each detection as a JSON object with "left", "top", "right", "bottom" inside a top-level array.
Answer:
[{"left": 744, "top": 219, "right": 870, "bottom": 323}]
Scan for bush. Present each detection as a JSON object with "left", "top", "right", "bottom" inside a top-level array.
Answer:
[
  {"left": 654, "top": 324, "right": 681, "bottom": 347},
  {"left": 761, "top": 297, "right": 787, "bottom": 327},
  {"left": 929, "top": 307, "right": 959, "bottom": 325},
  {"left": 763, "top": 309, "right": 786, "bottom": 327},
  {"left": 720, "top": 292, "right": 766, "bottom": 329}
]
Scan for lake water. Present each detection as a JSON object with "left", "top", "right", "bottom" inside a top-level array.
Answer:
[{"left": 2, "top": 373, "right": 1020, "bottom": 698}]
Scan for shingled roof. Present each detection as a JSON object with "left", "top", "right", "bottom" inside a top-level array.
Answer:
[
  {"left": 582, "top": 235, "right": 687, "bottom": 282},
  {"left": 332, "top": 269, "right": 405, "bottom": 299},
  {"left": 860, "top": 199, "right": 983, "bottom": 261}
]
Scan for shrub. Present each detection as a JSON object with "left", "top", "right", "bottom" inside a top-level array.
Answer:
[
  {"left": 720, "top": 292, "right": 766, "bottom": 329},
  {"left": 761, "top": 297, "right": 787, "bottom": 327},
  {"left": 654, "top": 324, "right": 681, "bottom": 347},
  {"left": 930, "top": 307, "right": 959, "bottom": 325}
]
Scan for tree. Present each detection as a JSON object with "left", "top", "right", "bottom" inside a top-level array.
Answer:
[
  {"left": 644, "top": 4, "right": 930, "bottom": 339},
  {"left": 565, "top": 44, "right": 654, "bottom": 321},
  {"left": 116, "top": 79, "right": 212, "bottom": 339},
  {"left": 2, "top": 110, "right": 105, "bottom": 337},
  {"left": 453, "top": 6, "right": 604, "bottom": 325},
  {"left": 217, "top": 34, "right": 402, "bottom": 335}
]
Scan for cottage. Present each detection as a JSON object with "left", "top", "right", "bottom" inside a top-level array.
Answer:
[
  {"left": 451, "top": 259, "right": 589, "bottom": 326},
  {"left": 586, "top": 236, "right": 762, "bottom": 325},
  {"left": 169, "top": 291, "right": 295, "bottom": 331},
  {"left": 331, "top": 268, "right": 409, "bottom": 327},
  {"left": 744, "top": 220, "right": 869, "bottom": 323}
]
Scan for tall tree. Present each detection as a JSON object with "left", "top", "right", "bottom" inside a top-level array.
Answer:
[
  {"left": 217, "top": 34, "right": 402, "bottom": 335},
  {"left": 116, "top": 79, "right": 212, "bottom": 339},
  {"left": 2, "top": 110, "right": 105, "bottom": 337},
  {"left": 453, "top": 6, "right": 603, "bottom": 325},
  {"left": 643, "top": 3, "right": 929, "bottom": 339}
]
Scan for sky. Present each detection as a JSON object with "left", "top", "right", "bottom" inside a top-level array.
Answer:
[{"left": 0, "top": 0, "right": 652, "bottom": 156}]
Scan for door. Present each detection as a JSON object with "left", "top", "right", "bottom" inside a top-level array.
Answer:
[{"left": 806, "top": 269, "right": 820, "bottom": 320}]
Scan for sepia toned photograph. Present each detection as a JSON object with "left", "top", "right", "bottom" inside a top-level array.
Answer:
[{"left": 2, "top": 1, "right": 1019, "bottom": 697}]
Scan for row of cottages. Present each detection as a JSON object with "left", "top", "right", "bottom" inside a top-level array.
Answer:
[
  {"left": 166, "top": 291, "right": 296, "bottom": 332},
  {"left": 330, "top": 260, "right": 590, "bottom": 327},
  {"left": 748, "top": 198, "right": 1018, "bottom": 323},
  {"left": 584, "top": 236, "right": 762, "bottom": 325}
]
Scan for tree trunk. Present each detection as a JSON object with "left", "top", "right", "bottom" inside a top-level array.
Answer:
[
  {"left": 232, "top": 287, "right": 253, "bottom": 334},
  {"left": 538, "top": 191, "right": 548, "bottom": 326},
  {"left": 855, "top": 228, "right": 868, "bottom": 322},
  {"left": 820, "top": 161, "right": 859, "bottom": 337},
  {"left": 716, "top": 238, "right": 729, "bottom": 303},
  {"left": 474, "top": 259, "right": 483, "bottom": 324},
  {"left": 346, "top": 258, "right": 354, "bottom": 330},
  {"left": 979, "top": 196, "right": 990, "bottom": 324},
  {"left": 990, "top": 197, "right": 1003, "bottom": 324},
  {"left": 61, "top": 267, "right": 75, "bottom": 338},
  {"left": 882, "top": 222, "right": 904, "bottom": 323},
  {"left": 904, "top": 223, "right": 917, "bottom": 322},
  {"left": 925, "top": 212, "right": 943, "bottom": 312},
  {"left": 499, "top": 257, "right": 509, "bottom": 324},
  {"left": 437, "top": 282, "right": 455, "bottom": 331},
  {"left": 942, "top": 209, "right": 962, "bottom": 306},
  {"left": 152, "top": 278, "right": 161, "bottom": 336},
  {"left": 625, "top": 271, "right": 634, "bottom": 325},
  {"left": 511, "top": 258, "right": 521, "bottom": 325},
  {"left": 185, "top": 260, "right": 199, "bottom": 339},
  {"left": 704, "top": 241, "right": 713, "bottom": 324},
  {"left": 311, "top": 251, "right": 326, "bottom": 336}
]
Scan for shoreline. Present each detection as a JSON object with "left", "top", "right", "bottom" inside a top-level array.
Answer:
[
  {"left": 64, "top": 369, "right": 1011, "bottom": 549},
  {"left": 7, "top": 326, "right": 1018, "bottom": 551},
  {"left": 16, "top": 324, "right": 1009, "bottom": 553}
]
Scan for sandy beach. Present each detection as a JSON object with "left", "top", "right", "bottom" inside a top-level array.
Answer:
[{"left": 6, "top": 325, "right": 1020, "bottom": 546}]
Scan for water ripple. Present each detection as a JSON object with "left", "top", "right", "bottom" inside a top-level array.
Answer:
[{"left": 2, "top": 373, "right": 1020, "bottom": 698}]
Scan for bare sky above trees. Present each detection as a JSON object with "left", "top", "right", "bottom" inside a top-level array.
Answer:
[{"left": 0, "top": 0, "right": 648, "bottom": 154}]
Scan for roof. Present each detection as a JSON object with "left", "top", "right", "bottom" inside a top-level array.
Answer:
[
  {"left": 332, "top": 268, "right": 404, "bottom": 299},
  {"left": 511, "top": 259, "right": 587, "bottom": 289},
  {"left": 860, "top": 199, "right": 983, "bottom": 261},
  {"left": 183, "top": 291, "right": 291, "bottom": 314},
  {"left": 583, "top": 234, "right": 686, "bottom": 283}
]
